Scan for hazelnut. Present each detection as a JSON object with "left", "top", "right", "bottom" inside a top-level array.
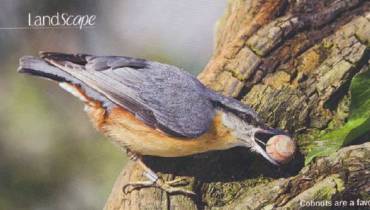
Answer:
[{"left": 266, "top": 135, "right": 296, "bottom": 164}]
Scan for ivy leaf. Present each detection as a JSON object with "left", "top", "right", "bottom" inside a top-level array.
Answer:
[{"left": 305, "top": 69, "right": 370, "bottom": 165}]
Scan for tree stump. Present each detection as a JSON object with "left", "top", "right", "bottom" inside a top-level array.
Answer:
[{"left": 104, "top": 0, "right": 370, "bottom": 209}]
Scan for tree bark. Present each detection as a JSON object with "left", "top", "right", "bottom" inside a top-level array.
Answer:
[{"left": 104, "top": 1, "right": 370, "bottom": 209}]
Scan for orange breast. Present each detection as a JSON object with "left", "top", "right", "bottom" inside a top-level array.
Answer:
[
  {"left": 89, "top": 105, "right": 239, "bottom": 157},
  {"left": 60, "top": 82, "right": 238, "bottom": 157}
]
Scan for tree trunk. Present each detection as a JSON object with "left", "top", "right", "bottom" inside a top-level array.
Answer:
[{"left": 104, "top": 1, "right": 370, "bottom": 209}]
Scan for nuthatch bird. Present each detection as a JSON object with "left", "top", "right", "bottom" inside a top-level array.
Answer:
[{"left": 18, "top": 52, "right": 296, "bottom": 195}]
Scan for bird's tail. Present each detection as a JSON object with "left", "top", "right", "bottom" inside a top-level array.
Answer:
[
  {"left": 18, "top": 54, "right": 113, "bottom": 105},
  {"left": 18, "top": 55, "right": 80, "bottom": 83}
]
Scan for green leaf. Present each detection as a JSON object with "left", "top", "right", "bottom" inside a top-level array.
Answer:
[{"left": 305, "top": 69, "right": 370, "bottom": 165}]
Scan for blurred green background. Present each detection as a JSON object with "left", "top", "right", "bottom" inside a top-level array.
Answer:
[{"left": 0, "top": 0, "right": 226, "bottom": 209}]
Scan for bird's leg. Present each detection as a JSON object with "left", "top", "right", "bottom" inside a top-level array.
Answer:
[{"left": 123, "top": 150, "right": 195, "bottom": 195}]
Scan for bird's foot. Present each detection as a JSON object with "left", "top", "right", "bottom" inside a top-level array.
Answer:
[
  {"left": 123, "top": 176, "right": 195, "bottom": 195},
  {"left": 122, "top": 152, "right": 195, "bottom": 195}
]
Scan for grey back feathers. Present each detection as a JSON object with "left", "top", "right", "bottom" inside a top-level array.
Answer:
[{"left": 18, "top": 52, "right": 263, "bottom": 138}]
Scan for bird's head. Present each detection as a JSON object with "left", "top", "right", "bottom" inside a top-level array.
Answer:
[{"left": 221, "top": 111, "right": 296, "bottom": 166}]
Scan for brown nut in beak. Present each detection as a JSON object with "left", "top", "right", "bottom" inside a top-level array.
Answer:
[{"left": 266, "top": 135, "right": 296, "bottom": 164}]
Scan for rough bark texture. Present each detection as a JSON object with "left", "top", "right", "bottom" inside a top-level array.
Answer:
[{"left": 104, "top": 0, "right": 370, "bottom": 209}]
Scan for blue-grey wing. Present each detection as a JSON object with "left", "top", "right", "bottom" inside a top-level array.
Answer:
[{"left": 31, "top": 53, "right": 215, "bottom": 138}]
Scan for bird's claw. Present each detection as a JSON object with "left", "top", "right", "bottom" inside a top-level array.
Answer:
[
  {"left": 123, "top": 180, "right": 154, "bottom": 194},
  {"left": 122, "top": 177, "right": 195, "bottom": 195},
  {"left": 165, "top": 177, "right": 190, "bottom": 186}
]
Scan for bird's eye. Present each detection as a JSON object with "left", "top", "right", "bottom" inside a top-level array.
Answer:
[{"left": 239, "top": 113, "right": 253, "bottom": 124}]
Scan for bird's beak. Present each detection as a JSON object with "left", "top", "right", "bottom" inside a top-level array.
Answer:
[
  {"left": 252, "top": 128, "right": 290, "bottom": 166},
  {"left": 253, "top": 137, "right": 280, "bottom": 165}
]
